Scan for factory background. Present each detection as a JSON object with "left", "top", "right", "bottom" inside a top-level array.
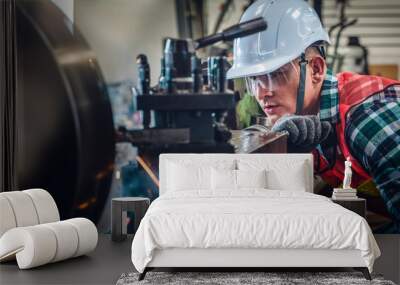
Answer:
[{"left": 72, "top": 0, "right": 400, "bottom": 84}]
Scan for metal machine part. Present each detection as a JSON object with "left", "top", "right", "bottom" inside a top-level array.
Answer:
[
  {"left": 137, "top": 54, "right": 151, "bottom": 128},
  {"left": 194, "top": 17, "right": 267, "bottom": 49},
  {"left": 15, "top": 0, "right": 115, "bottom": 222},
  {"left": 191, "top": 55, "right": 202, "bottom": 93},
  {"left": 133, "top": 36, "right": 238, "bottom": 149},
  {"left": 128, "top": 18, "right": 267, "bottom": 150},
  {"left": 207, "top": 56, "right": 227, "bottom": 92}
]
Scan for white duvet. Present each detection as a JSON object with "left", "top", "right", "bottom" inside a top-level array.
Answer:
[{"left": 131, "top": 190, "right": 380, "bottom": 273}]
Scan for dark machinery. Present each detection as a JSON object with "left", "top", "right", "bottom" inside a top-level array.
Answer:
[
  {"left": 133, "top": 38, "right": 236, "bottom": 152},
  {"left": 118, "top": 18, "right": 275, "bottom": 154},
  {"left": 117, "top": 18, "right": 287, "bottom": 190},
  {"left": 13, "top": 0, "right": 115, "bottom": 222}
]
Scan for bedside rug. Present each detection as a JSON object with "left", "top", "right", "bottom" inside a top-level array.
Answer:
[{"left": 116, "top": 271, "right": 395, "bottom": 285}]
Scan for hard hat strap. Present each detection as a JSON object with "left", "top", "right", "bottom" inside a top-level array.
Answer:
[
  {"left": 317, "top": 45, "right": 326, "bottom": 59},
  {"left": 295, "top": 53, "right": 308, "bottom": 115}
]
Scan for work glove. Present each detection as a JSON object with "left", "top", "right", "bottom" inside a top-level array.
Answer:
[{"left": 271, "top": 114, "right": 333, "bottom": 153}]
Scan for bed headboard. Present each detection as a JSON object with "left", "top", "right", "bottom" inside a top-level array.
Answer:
[{"left": 159, "top": 153, "right": 314, "bottom": 195}]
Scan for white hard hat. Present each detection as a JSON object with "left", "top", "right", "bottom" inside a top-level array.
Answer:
[{"left": 226, "top": 0, "right": 330, "bottom": 79}]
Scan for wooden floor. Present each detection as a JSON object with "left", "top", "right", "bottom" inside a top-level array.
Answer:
[{"left": 0, "top": 234, "right": 134, "bottom": 285}]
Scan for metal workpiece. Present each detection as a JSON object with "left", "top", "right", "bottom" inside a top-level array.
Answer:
[
  {"left": 230, "top": 130, "right": 288, "bottom": 154},
  {"left": 111, "top": 197, "right": 150, "bottom": 242}
]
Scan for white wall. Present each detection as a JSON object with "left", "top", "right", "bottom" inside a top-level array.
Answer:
[{"left": 74, "top": 0, "right": 178, "bottom": 84}]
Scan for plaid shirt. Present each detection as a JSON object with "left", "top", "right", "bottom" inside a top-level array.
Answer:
[{"left": 319, "top": 70, "right": 400, "bottom": 233}]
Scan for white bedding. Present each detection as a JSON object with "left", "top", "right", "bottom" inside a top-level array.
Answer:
[{"left": 131, "top": 190, "right": 380, "bottom": 273}]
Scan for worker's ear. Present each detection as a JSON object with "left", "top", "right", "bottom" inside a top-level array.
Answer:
[{"left": 309, "top": 56, "right": 326, "bottom": 85}]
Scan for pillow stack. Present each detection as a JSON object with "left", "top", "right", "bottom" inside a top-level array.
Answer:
[
  {"left": 165, "top": 157, "right": 310, "bottom": 194},
  {"left": 211, "top": 168, "right": 267, "bottom": 191},
  {"left": 165, "top": 159, "right": 268, "bottom": 195}
]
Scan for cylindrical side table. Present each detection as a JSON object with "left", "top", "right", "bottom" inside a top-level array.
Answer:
[{"left": 111, "top": 197, "right": 150, "bottom": 242}]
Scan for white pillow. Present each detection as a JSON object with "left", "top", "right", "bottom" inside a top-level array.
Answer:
[
  {"left": 238, "top": 159, "right": 308, "bottom": 191},
  {"left": 211, "top": 168, "right": 267, "bottom": 191},
  {"left": 211, "top": 168, "right": 236, "bottom": 190},
  {"left": 236, "top": 169, "right": 267, "bottom": 189},
  {"left": 166, "top": 159, "right": 235, "bottom": 192},
  {"left": 166, "top": 162, "right": 207, "bottom": 191},
  {"left": 266, "top": 167, "right": 307, "bottom": 191}
]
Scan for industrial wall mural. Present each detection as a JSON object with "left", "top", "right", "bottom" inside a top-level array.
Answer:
[{"left": 10, "top": 0, "right": 400, "bottom": 235}]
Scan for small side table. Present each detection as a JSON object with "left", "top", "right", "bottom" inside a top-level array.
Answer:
[
  {"left": 111, "top": 197, "right": 150, "bottom": 242},
  {"left": 331, "top": 197, "right": 366, "bottom": 218}
]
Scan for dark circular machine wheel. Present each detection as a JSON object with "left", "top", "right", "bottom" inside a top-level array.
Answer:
[{"left": 15, "top": 0, "right": 115, "bottom": 222}]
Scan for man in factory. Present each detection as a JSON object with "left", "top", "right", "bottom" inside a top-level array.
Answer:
[{"left": 226, "top": 0, "right": 400, "bottom": 233}]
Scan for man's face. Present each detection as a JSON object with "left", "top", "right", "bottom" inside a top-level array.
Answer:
[
  {"left": 251, "top": 58, "right": 321, "bottom": 125},
  {"left": 254, "top": 63, "right": 300, "bottom": 124}
]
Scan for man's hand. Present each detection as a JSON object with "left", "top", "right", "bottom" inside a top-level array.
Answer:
[{"left": 271, "top": 115, "right": 333, "bottom": 152}]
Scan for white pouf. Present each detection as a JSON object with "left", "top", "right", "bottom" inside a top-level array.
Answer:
[
  {"left": 0, "top": 218, "right": 98, "bottom": 269},
  {"left": 1, "top": 191, "right": 39, "bottom": 227},
  {"left": 0, "top": 189, "right": 98, "bottom": 269},
  {"left": 24, "top": 188, "right": 60, "bottom": 223},
  {"left": 0, "top": 196, "right": 17, "bottom": 237}
]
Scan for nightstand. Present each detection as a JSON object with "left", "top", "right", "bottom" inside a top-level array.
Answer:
[
  {"left": 331, "top": 197, "right": 366, "bottom": 218},
  {"left": 111, "top": 197, "right": 150, "bottom": 241}
]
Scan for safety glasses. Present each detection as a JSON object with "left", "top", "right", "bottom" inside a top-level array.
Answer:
[{"left": 245, "top": 60, "right": 300, "bottom": 95}]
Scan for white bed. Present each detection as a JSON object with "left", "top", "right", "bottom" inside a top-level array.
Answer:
[{"left": 131, "top": 154, "right": 380, "bottom": 280}]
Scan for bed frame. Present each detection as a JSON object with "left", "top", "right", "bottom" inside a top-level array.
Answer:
[
  {"left": 140, "top": 248, "right": 371, "bottom": 280},
  {"left": 138, "top": 154, "right": 372, "bottom": 281},
  {"left": 149, "top": 248, "right": 366, "bottom": 268}
]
